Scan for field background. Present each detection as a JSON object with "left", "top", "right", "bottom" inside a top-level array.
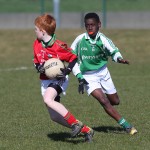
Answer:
[
  {"left": 0, "top": 0, "right": 150, "bottom": 150},
  {"left": 0, "top": 0, "right": 150, "bottom": 12},
  {"left": 0, "top": 29, "right": 150, "bottom": 150}
]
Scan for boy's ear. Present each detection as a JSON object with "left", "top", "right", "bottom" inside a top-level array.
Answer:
[
  {"left": 42, "top": 30, "right": 46, "bottom": 34},
  {"left": 98, "top": 22, "right": 101, "bottom": 28},
  {"left": 41, "top": 29, "right": 47, "bottom": 36}
]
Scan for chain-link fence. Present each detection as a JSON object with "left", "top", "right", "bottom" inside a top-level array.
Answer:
[{"left": 0, "top": 0, "right": 150, "bottom": 29}]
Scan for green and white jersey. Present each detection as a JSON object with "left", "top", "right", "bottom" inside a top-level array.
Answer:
[{"left": 71, "top": 32, "right": 123, "bottom": 74}]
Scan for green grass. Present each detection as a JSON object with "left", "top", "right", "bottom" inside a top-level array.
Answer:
[
  {"left": 0, "top": 0, "right": 150, "bottom": 12},
  {"left": 0, "top": 29, "right": 150, "bottom": 150}
]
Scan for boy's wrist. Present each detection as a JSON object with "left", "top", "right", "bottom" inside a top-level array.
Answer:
[{"left": 76, "top": 73, "right": 83, "bottom": 79}]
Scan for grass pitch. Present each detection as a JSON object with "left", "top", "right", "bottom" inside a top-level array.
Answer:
[
  {"left": 0, "top": 0, "right": 150, "bottom": 12},
  {"left": 0, "top": 29, "right": 150, "bottom": 150}
]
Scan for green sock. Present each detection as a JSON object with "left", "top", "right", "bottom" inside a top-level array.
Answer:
[{"left": 118, "top": 117, "right": 132, "bottom": 129}]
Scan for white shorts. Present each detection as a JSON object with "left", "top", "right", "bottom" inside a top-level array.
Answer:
[
  {"left": 83, "top": 66, "right": 117, "bottom": 95},
  {"left": 40, "top": 76, "right": 69, "bottom": 96}
]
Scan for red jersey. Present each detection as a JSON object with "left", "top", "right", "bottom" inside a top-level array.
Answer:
[{"left": 33, "top": 39, "right": 77, "bottom": 80}]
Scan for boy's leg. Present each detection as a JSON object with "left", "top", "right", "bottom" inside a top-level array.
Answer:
[
  {"left": 106, "top": 93, "right": 120, "bottom": 105},
  {"left": 91, "top": 89, "right": 137, "bottom": 135}
]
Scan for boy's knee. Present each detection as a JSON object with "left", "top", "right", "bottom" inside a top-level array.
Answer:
[
  {"left": 99, "top": 97, "right": 110, "bottom": 107},
  {"left": 112, "top": 100, "right": 120, "bottom": 105}
]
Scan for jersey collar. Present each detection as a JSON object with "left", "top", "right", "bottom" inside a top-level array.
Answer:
[
  {"left": 42, "top": 34, "right": 56, "bottom": 47},
  {"left": 85, "top": 32, "right": 101, "bottom": 44}
]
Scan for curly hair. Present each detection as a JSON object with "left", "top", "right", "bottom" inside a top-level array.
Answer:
[{"left": 84, "top": 12, "right": 100, "bottom": 23}]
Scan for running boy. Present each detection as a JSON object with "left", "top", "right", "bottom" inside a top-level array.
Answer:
[
  {"left": 71, "top": 12, "right": 137, "bottom": 135},
  {"left": 33, "top": 13, "right": 94, "bottom": 142}
]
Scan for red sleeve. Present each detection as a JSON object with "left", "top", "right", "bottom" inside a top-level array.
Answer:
[
  {"left": 33, "top": 40, "right": 39, "bottom": 64},
  {"left": 55, "top": 40, "right": 77, "bottom": 62}
]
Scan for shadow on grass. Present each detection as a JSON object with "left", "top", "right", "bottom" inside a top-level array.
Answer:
[
  {"left": 47, "top": 132, "right": 84, "bottom": 144},
  {"left": 47, "top": 126, "right": 125, "bottom": 143},
  {"left": 93, "top": 126, "right": 125, "bottom": 134}
]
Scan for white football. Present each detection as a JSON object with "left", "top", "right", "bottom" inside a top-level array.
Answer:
[{"left": 44, "top": 58, "right": 65, "bottom": 79}]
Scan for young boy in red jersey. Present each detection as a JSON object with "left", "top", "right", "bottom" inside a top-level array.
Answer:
[{"left": 33, "top": 13, "right": 94, "bottom": 142}]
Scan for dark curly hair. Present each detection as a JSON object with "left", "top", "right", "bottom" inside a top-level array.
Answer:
[{"left": 84, "top": 12, "right": 100, "bottom": 23}]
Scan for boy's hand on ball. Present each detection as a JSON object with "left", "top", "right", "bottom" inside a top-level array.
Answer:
[
  {"left": 37, "top": 63, "right": 45, "bottom": 73},
  {"left": 56, "top": 68, "right": 71, "bottom": 85},
  {"left": 60, "top": 68, "right": 71, "bottom": 75}
]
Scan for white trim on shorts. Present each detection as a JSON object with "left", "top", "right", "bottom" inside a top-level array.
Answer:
[{"left": 83, "top": 66, "right": 117, "bottom": 95}]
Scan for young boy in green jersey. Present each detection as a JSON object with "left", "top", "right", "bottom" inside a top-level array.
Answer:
[{"left": 71, "top": 12, "right": 137, "bottom": 135}]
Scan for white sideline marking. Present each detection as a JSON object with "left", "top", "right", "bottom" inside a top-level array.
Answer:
[{"left": 0, "top": 66, "right": 34, "bottom": 72}]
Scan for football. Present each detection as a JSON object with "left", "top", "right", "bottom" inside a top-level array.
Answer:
[{"left": 44, "top": 58, "right": 65, "bottom": 79}]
